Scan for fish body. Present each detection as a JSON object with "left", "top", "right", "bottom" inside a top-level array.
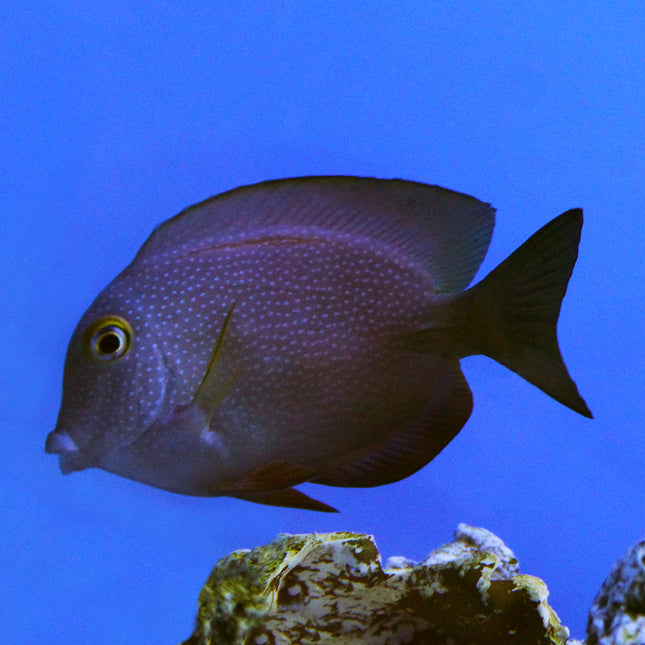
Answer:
[{"left": 46, "top": 177, "right": 591, "bottom": 511}]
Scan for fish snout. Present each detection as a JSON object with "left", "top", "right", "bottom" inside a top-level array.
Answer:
[{"left": 45, "top": 430, "right": 91, "bottom": 474}]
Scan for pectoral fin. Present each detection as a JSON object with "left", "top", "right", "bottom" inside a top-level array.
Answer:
[
  {"left": 232, "top": 488, "right": 338, "bottom": 513},
  {"left": 223, "top": 461, "right": 337, "bottom": 512},
  {"left": 192, "top": 302, "right": 237, "bottom": 410},
  {"left": 222, "top": 460, "right": 317, "bottom": 492}
]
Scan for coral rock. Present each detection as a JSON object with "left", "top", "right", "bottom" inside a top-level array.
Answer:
[
  {"left": 586, "top": 538, "right": 645, "bottom": 645},
  {"left": 182, "top": 524, "right": 570, "bottom": 645}
]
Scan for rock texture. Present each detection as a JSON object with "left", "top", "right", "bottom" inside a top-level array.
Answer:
[
  {"left": 586, "top": 538, "right": 645, "bottom": 645},
  {"left": 182, "top": 524, "right": 571, "bottom": 645}
]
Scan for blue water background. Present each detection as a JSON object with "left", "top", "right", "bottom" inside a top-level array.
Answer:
[{"left": 3, "top": 3, "right": 644, "bottom": 642}]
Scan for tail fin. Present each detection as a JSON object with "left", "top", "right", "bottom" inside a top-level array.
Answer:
[
  {"left": 410, "top": 209, "right": 592, "bottom": 418},
  {"left": 468, "top": 209, "right": 592, "bottom": 417}
]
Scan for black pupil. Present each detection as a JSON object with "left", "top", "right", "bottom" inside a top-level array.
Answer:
[{"left": 98, "top": 331, "right": 122, "bottom": 355}]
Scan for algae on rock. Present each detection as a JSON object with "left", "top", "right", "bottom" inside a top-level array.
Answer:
[{"left": 182, "top": 524, "right": 570, "bottom": 645}]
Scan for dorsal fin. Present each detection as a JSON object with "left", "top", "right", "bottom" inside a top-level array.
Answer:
[{"left": 135, "top": 177, "right": 495, "bottom": 293}]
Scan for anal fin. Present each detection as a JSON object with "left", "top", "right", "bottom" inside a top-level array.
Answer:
[{"left": 313, "top": 363, "right": 473, "bottom": 488}]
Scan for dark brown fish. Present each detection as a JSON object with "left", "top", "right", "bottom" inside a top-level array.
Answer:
[{"left": 45, "top": 177, "right": 592, "bottom": 511}]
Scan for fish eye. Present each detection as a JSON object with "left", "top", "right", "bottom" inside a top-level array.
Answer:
[{"left": 84, "top": 316, "right": 133, "bottom": 362}]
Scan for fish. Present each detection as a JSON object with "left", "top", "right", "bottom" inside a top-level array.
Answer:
[{"left": 45, "top": 176, "right": 592, "bottom": 512}]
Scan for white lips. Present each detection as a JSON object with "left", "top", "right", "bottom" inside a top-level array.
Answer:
[
  {"left": 45, "top": 430, "right": 79, "bottom": 455},
  {"left": 45, "top": 430, "right": 93, "bottom": 474}
]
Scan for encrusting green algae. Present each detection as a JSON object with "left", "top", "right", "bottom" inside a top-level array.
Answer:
[{"left": 182, "top": 525, "right": 570, "bottom": 645}]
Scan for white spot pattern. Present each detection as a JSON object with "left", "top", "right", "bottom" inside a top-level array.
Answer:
[{"left": 57, "top": 230, "right": 445, "bottom": 491}]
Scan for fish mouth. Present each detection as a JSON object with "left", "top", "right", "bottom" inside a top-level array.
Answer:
[{"left": 45, "top": 430, "right": 93, "bottom": 474}]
